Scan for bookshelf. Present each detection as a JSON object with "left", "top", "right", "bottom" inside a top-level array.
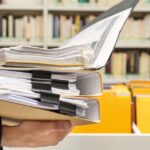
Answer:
[
  {"left": 48, "top": 5, "right": 150, "bottom": 13},
  {"left": 0, "top": 0, "right": 150, "bottom": 81},
  {"left": 47, "top": 40, "right": 150, "bottom": 49},
  {"left": 0, "top": 5, "right": 43, "bottom": 11},
  {"left": 0, "top": 0, "right": 150, "bottom": 48}
]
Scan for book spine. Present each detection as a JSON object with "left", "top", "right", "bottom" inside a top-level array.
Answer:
[
  {"left": 2, "top": 18, "right": 7, "bottom": 38},
  {"left": 8, "top": 15, "right": 13, "bottom": 39}
]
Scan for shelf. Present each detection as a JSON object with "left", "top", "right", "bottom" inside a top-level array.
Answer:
[
  {"left": 116, "top": 41, "right": 150, "bottom": 49},
  {"left": 48, "top": 5, "right": 108, "bottom": 12},
  {"left": 0, "top": 41, "right": 44, "bottom": 47},
  {"left": 0, "top": 5, "right": 43, "bottom": 11},
  {"left": 1, "top": 40, "right": 149, "bottom": 49},
  {"left": 103, "top": 75, "right": 150, "bottom": 84},
  {"left": 135, "top": 6, "right": 150, "bottom": 13},
  {"left": 47, "top": 40, "right": 150, "bottom": 49},
  {"left": 0, "top": 4, "right": 149, "bottom": 13},
  {"left": 48, "top": 5, "right": 150, "bottom": 13}
]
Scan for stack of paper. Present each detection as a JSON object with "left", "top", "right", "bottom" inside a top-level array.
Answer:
[
  {"left": 0, "top": 45, "right": 94, "bottom": 67},
  {"left": 0, "top": 70, "right": 101, "bottom": 124},
  {"left": 0, "top": 0, "right": 139, "bottom": 126}
]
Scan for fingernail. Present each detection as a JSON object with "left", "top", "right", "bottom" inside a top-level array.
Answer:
[{"left": 63, "top": 121, "right": 72, "bottom": 131}]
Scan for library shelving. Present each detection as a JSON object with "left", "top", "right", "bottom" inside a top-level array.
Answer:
[
  {"left": 0, "top": 0, "right": 150, "bottom": 48},
  {"left": 0, "top": 0, "right": 150, "bottom": 81}
]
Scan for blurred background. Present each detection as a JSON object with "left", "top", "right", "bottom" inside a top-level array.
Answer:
[
  {"left": 0, "top": 1, "right": 150, "bottom": 150},
  {"left": 0, "top": 0, "right": 149, "bottom": 82}
]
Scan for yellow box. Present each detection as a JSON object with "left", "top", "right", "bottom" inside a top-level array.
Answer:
[{"left": 72, "top": 88, "right": 132, "bottom": 134}]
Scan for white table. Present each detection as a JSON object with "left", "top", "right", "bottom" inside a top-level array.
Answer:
[{"left": 5, "top": 134, "right": 150, "bottom": 150}]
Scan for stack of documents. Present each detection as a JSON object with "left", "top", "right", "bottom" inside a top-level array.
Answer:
[
  {"left": 0, "top": 0, "right": 139, "bottom": 126},
  {"left": 0, "top": 45, "right": 94, "bottom": 67},
  {"left": 0, "top": 70, "right": 101, "bottom": 125}
]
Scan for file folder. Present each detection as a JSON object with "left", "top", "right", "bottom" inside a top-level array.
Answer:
[
  {"left": 132, "top": 88, "right": 150, "bottom": 96},
  {"left": 134, "top": 95, "right": 150, "bottom": 133},
  {"left": 127, "top": 80, "right": 150, "bottom": 89},
  {"left": 72, "top": 87, "right": 132, "bottom": 133}
]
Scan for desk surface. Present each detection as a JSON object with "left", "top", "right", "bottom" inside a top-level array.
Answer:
[{"left": 5, "top": 134, "right": 150, "bottom": 150}]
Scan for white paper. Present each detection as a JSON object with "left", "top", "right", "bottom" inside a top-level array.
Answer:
[
  {"left": 0, "top": 93, "right": 58, "bottom": 110},
  {"left": 61, "top": 8, "right": 132, "bottom": 69}
]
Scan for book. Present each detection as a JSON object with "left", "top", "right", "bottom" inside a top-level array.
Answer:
[
  {"left": 111, "top": 52, "right": 127, "bottom": 76},
  {"left": 139, "top": 52, "right": 150, "bottom": 76},
  {"left": 0, "top": 0, "right": 139, "bottom": 126},
  {"left": 2, "top": 17, "right": 7, "bottom": 38},
  {"left": 8, "top": 15, "right": 13, "bottom": 38}
]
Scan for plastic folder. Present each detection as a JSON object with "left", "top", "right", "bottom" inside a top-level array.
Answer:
[{"left": 0, "top": 0, "right": 139, "bottom": 126}]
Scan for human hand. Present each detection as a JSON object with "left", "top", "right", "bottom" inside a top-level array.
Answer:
[{"left": 1, "top": 120, "right": 72, "bottom": 147}]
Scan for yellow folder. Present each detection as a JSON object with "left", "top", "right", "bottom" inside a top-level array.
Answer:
[
  {"left": 72, "top": 87, "right": 132, "bottom": 133},
  {"left": 135, "top": 95, "right": 150, "bottom": 133},
  {"left": 132, "top": 88, "right": 150, "bottom": 96},
  {"left": 127, "top": 80, "right": 150, "bottom": 89}
]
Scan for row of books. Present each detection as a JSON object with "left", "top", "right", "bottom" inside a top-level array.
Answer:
[
  {"left": 102, "top": 52, "right": 150, "bottom": 76},
  {"left": 120, "top": 15, "right": 150, "bottom": 41},
  {"left": 0, "top": 14, "right": 150, "bottom": 44},
  {"left": 48, "top": 0, "right": 150, "bottom": 7},
  {"left": 48, "top": 14, "right": 95, "bottom": 43},
  {"left": 47, "top": 14, "right": 150, "bottom": 43},
  {"left": 48, "top": 14, "right": 150, "bottom": 41},
  {"left": 0, "top": 15, "right": 43, "bottom": 42}
]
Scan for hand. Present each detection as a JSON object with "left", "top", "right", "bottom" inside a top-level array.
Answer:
[{"left": 1, "top": 120, "right": 72, "bottom": 147}]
